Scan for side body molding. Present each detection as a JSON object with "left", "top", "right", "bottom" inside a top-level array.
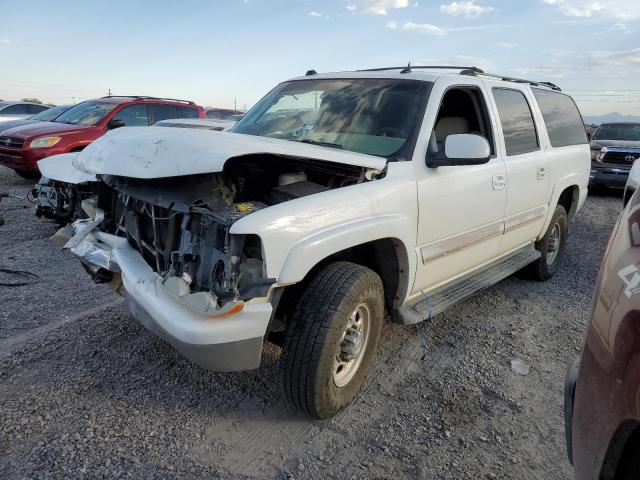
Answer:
[{"left": 277, "top": 214, "right": 414, "bottom": 286}]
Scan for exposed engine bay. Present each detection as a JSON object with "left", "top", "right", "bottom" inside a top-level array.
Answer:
[{"left": 94, "top": 155, "right": 372, "bottom": 306}]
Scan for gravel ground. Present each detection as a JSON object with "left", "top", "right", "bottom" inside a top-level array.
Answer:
[{"left": 0, "top": 164, "right": 621, "bottom": 479}]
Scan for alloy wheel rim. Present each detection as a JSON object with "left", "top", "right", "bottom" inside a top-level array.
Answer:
[
  {"left": 546, "top": 222, "right": 562, "bottom": 265},
  {"left": 333, "top": 303, "right": 371, "bottom": 388}
]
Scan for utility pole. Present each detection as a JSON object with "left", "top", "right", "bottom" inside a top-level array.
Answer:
[
  {"left": 234, "top": 97, "right": 237, "bottom": 111},
  {"left": 107, "top": 88, "right": 111, "bottom": 97}
]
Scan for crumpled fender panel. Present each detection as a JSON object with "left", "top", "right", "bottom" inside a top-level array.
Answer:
[
  {"left": 37, "top": 153, "right": 97, "bottom": 184},
  {"left": 72, "top": 127, "right": 386, "bottom": 179}
]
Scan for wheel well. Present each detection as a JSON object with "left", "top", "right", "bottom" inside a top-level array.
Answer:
[
  {"left": 600, "top": 421, "right": 640, "bottom": 480},
  {"left": 272, "top": 238, "right": 409, "bottom": 332},
  {"left": 558, "top": 186, "right": 578, "bottom": 218}
]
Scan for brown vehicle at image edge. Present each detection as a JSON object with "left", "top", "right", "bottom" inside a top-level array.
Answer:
[{"left": 565, "top": 189, "right": 640, "bottom": 479}]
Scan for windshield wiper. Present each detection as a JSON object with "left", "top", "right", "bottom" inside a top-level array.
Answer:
[{"left": 299, "top": 139, "right": 344, "bottom": 150}]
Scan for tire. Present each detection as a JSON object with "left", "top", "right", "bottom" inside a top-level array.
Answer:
[
  {"left": 14, "top": 169, "right": 39, "bottom": 180},
  {"left": 525, "top": 205, "right": 568, "bottom": 281},
  {"left": 280, "top": 261, "right": 384, "bottom": 419}
]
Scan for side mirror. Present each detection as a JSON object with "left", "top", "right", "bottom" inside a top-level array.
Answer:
[
  {"left": 427, "top": 134, "right": 491, "bottom": 168},
  {"left": 107, "top": 118, "right": 125, "bottom": 130}
]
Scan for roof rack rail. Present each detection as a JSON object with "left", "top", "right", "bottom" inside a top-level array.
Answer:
[
  {"left": 356, "top": 65, "right": 562, "bottom": 91},
  {"left": 100, "top": 95, "right": 196, "bottom": 105},
  {"left": 358, "top": 65, "right": 484, "bottom": 75}
]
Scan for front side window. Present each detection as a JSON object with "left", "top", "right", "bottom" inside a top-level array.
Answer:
[
  {"left": 592, "top": 123, "right": 640, "bottom": 142},
  {"left": 1, "top": 104, "right": 28, "bottom": 115},
  {"left": 532, "top": 88, "right": 587, "bottom": 147},
  {"left": 112, "top": 104, "right": 150, "bottom": 126},
  {"left": 28, "top": 104, "right": 49, "bottom": 114},
  {"left": 149, "top": 104, "right": 179, "bottom": 123},
  {"left": 233, "top": 78, "right": 431, "bottom": 159},
  {"left": 55, "top": 101, "right": 118, "bottom": 126},
  {"left": 178, "top": 106, "right": 198, "bottom": 118},
  {"left": 492, "top": 88, "right": 539, "bottom": 156}
]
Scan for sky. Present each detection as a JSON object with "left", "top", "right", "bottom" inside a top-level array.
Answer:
[{"left": 0, "top": 0, "right": 639, "bottom": 115}]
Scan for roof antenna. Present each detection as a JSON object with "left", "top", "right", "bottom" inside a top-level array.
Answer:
[
  {"left": 305, "top": 69, "right": 318, "bottom": 76},
  {"left": 400, "top": 62, "right": 412, "bottom": 74}
]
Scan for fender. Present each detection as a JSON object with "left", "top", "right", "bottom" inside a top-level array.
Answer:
[
  {"left": 540, "top": 172, "right": 586, "bottom": 238},
  {"left": 277, "top": 214, "right": 416, "bottom": 288},
  {"left": 38, "top": 153, "right": 97, "bottom": 184}
]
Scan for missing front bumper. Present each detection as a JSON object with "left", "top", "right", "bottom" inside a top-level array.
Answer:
[{"left": 65, "top": 222, "right": 273, "bottom": 371}]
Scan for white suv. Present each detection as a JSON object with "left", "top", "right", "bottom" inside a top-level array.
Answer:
[{"left": 42, "top": 66, "right": 590, "bottom": 418}]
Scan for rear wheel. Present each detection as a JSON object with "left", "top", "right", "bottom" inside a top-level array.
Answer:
[
  {"left": 525, "top": 205, "right": 568, "bottom": 281},
  {"left": 280, "top": 261, "right": 384, "bottom": 419}
]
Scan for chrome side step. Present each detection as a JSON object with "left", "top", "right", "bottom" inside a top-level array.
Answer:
[{"left": 395, "top": 244, "right": 541, "bottom": 325}]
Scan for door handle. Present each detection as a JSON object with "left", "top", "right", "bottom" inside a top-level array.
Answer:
[
  {"left": 537, "top": 167, "right": 546, "bottom": 180},
  {"left": 492, "top": 174, "right": 506, "bottom": 190}
]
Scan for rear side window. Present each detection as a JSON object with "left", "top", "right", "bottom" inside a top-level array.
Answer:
[
  {"left": 178, "top": 106, "right": 198, "bottom": 118},
  {"left": 532, "top": 88, "right": 587, "bottom": 147},
  {"left": 149, "top": 104, "right": 179, "bottom": 123},
  {"left": 113, "top": 104, "right": 150, "bottom": 126},
  {"left": 492, "top": 88, "right": 539, "bottom": 156},
  {"left": 28, "top": 104, "right": 48, "bottom": 114},
  {"left": 2, "top": 104, "right": 28, "bottom": 114}
]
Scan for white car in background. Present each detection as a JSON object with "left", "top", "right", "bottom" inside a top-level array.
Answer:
[
  {"left": 624, "top": 159, "right": 640, "bottom": 207},
  {"left": 0, "top": 101, "right": 50, "bottom": 122}
]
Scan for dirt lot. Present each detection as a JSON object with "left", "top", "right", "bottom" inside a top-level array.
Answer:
[{"left": 0, "top": 164, "right": 621, "bottom": 479}]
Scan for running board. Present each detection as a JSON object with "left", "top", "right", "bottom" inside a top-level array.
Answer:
[{"left": 395, "top": 244, "right": 541, "bottom": 325}]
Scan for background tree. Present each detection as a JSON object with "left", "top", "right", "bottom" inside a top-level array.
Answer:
[{"left": 21, "top": 98, "right": 43, "bottom": 104}]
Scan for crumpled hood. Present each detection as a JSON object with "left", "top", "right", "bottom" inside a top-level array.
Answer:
[{"left": 73, "top": 126, "right": 387, "bottom": 178}]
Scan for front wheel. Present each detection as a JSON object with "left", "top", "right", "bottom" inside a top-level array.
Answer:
[
  {"left": 525, "top": 205, "right": 568, "bottom": 281},
  {"left": 280, "top": 262, "right": 384, "bottom": 419}
]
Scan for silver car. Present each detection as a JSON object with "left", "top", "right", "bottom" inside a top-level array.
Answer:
[{"left": 0, "top": 101, "right": 50, "bottom": 122}]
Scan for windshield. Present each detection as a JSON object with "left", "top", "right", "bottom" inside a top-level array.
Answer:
[
  {"left": 31, "top": 105, "right": 70, "bottom": 122},
  {"left": 593, "top": 123, "right": 640, "bottom": 142},
  {"left": 54, "top": 101, "right": 118, "bottom": 126},
  {"left": 232, "top": 78, "right": 431, "bottom": 159}
]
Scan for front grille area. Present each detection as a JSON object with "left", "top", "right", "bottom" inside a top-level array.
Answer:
[
  {"left": 602, "top": 151, "right": 640, "bottom": 165},
  {"left": 0, "top": 136, "right": 25, "bottom": 149},
  {"left": 112, "top": 196, "right": 183, "bottom": 274}
]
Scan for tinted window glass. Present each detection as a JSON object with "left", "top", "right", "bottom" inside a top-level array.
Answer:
[
  {"left": 149, "top": 104, "right": 179, "bottom": 123},
  {"left": 592, "top": 123, "right": 640, "bottom": 142},
  {"left": 178, "top": 106, "right": 198, "bottom": 118},
  {"left": 113, "top": 104, "right": 149, "bottom": 126},
  {"left": 28, "top": 104, "right": 48, "bottom": 114},
  {"left": 2, "top": 104, "right": 28, "bottom": 114},
  {"left": 493, "top": 88, "right": 539, "bottom": 156},
  {"left": 532, "top": 88, "right": 587, "bottom": 147}
]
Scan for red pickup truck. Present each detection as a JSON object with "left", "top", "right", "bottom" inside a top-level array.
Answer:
[{"left": 0, "top": 96, "right": 205, "bottom": 178}]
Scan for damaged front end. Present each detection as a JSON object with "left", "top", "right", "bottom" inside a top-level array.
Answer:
[
  {"left": 88, "top": 173, "right": 274, "bottom": 305},
  {"left": 62, "top": 154, "right": 374, "bottom": 371}
]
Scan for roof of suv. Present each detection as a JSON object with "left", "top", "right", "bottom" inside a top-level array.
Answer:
[
  {"left": 96, "top": 96, "right": 196, "bottom": 105},
  {"left": 290, "top": 66, "right": 562, "bottom": 91}
]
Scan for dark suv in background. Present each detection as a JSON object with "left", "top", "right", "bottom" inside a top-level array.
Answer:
[
  {"left": 0, "top": 96, "right": 205, "bottom": 178},
  {"left": 589, "top": 122, "right": 640, "bottom": 189}
]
